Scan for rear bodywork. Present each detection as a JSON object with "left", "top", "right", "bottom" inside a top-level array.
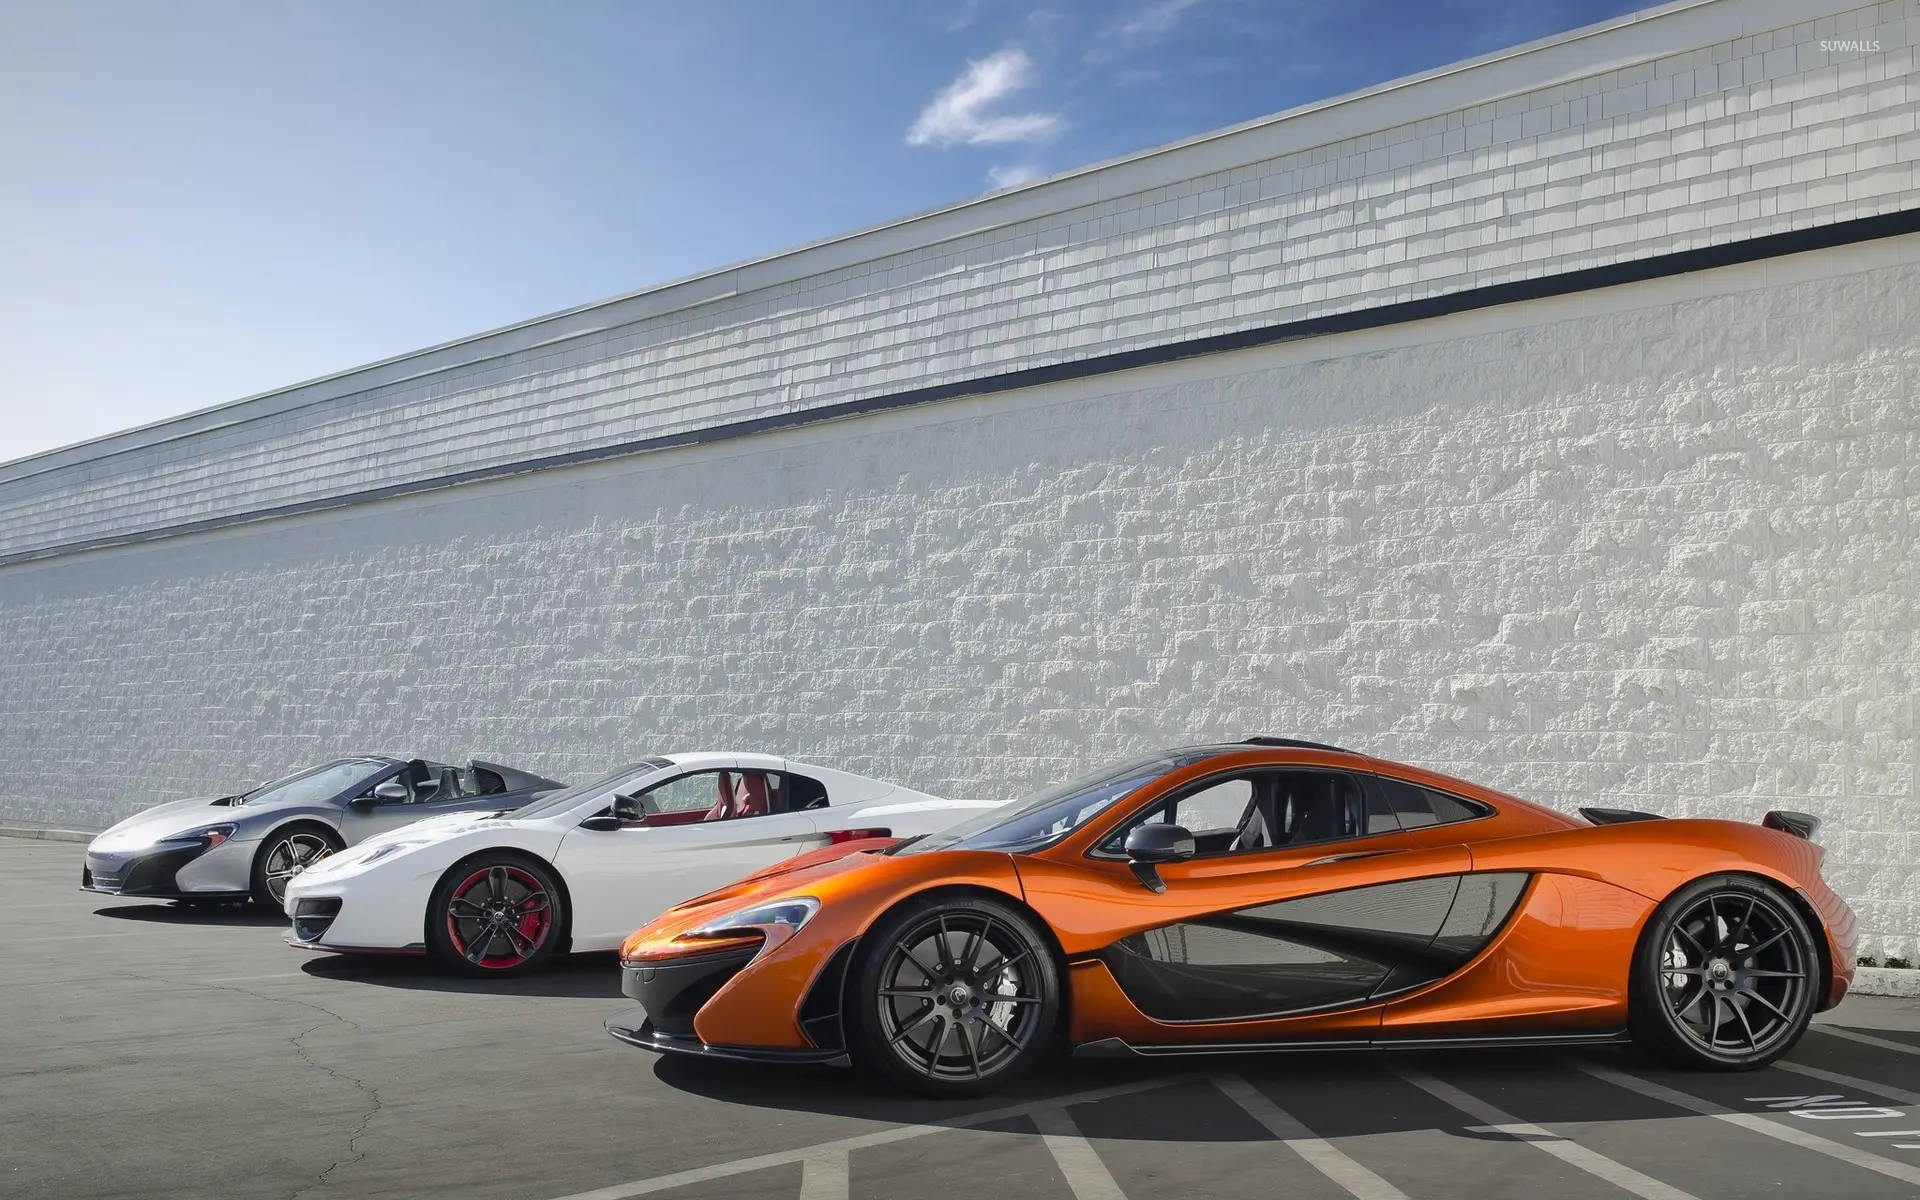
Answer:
[{"left": 609, "top": 745, "right": 1855, "bottom": 1063}]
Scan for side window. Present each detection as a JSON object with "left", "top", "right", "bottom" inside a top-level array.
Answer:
[
  {"left": 636, "top": 770, "right": 791, "bottom": 823},
  {"left": 1100, "top": 769, "right": 1371, "bottom": 859},
  {"left": 1370, "top": 776, "right": 1491, "bottom": 829},
  {"left": 1171, "top": 778, "right": 1252, "bottom": 837},
  {"left": 786, "top": 773, "right": 829, "bottom": 810}
]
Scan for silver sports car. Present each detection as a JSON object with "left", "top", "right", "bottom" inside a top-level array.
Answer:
[{"left": 81, "top": 756, "right": 564, "bottom": 909}]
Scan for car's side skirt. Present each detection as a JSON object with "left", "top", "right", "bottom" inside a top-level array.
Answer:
[{"left": 1073, "top": 1029, "right": 1632, "bottom": 1059}]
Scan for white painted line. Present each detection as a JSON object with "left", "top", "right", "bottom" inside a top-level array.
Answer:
[
  {"left": 1394, "top": 1064, "right": 1699, "bottom": 1200},
  {"left": 797, "top": 1150, "right": 849, "bottom": 1200},
  {"left": 1031, "top": 1105, "right": 1127, "bottom": 1200},
  {"left": 1775, "top": 1058, "right": 1920, "bottom": 1107},
  {"left": 545, "top": 1074, "right": 1193, "bottom": 1200},
  {"left": 1214, "top": 1075, "right": 1409, "bottom": 1200},
  {"left": 203, "top": 972, "right": 310, "bottom": 984},
  {"left": 13, "top": 930, "right": 145, "bottom": 943},
  {"left": 1572, "top": 1060, "right": 1920, "bottom": 1188},
  {"left": 1813, "top": 1025, "right": 1920, "bottom": 1060}
]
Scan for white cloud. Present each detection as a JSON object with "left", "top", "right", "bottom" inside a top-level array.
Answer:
[
  {"left": 987, "top": 163, "right": 1043, "bottom": 189},
  {"left": 1117, "top": 0, "right": 1204, "bottom": 40},
  {"left": 906, "top": 48, "right": 1063, "bottom": 147}
]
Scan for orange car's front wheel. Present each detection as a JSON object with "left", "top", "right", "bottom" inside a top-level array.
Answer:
[{"left": 850, "top": 894, "right": 1060, "bottom": 1096}]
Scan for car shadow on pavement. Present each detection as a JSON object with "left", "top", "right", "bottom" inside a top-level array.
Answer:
[
  {"left": 298, "top": 949, "right": 628, "bottom": 998},
  {"left": 93, "top": 902, "right": 287, "bottom": 927},
  {"left": 645, "top": 1044, "right": 1833, "bottom": 1142}
]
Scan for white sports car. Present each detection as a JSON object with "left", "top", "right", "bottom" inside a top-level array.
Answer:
[{"left": 282, "top": 752, "right": 995, "bottom": 974}]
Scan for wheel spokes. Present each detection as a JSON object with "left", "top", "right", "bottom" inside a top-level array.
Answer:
[
  {"left": 955, "top": 1018, "right": 983, "bottom": 1080},
  {"left": 1723, "top": 896, "right": 1757, "bottom": 954},
  {"left": 464, "top": 924, "right": 497, "bottom": 963},
  {"left": 1730, "top": 997, "right": 1759, "bottom": 1050},
  {"left": 1743, "top": 989, "right": 1793, "bottom": 1025}
]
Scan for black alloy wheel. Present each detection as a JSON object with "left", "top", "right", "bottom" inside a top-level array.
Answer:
[
  {"left": 1629, "top": 874, "right": 1819, "bottom": 1070},
  {"left": 852, "top": 895, "right": 1059, "bottom": 1096},
  {"left": 426, "top": 854, "right": 566, "bottom": 976}
]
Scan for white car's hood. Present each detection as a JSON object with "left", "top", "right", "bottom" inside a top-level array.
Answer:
[
  {"left": 90, "top": 795, "right": 240, "bottom": 851},
  {"left": 300, "top": 809, "right": 528, "bottom": 879}
]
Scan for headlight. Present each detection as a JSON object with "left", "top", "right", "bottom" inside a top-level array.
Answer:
[
  {"left": 160, "top": 823, "right": 236, "bottom": 849},
  {"left": 684, "top": 897, "right": 819, "bottom": 944}
]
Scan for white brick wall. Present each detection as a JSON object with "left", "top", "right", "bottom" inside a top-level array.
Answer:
[
  {"left": 2, "top": 0, "right": 1915, "bottom": 559},
  {"left": 2, "top": 234, "right": 1914, "bottom": 956}
]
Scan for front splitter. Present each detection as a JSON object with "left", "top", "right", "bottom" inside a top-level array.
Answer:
[{"left": 604, "top": 1008, "right": 849, "bottom": 1067}]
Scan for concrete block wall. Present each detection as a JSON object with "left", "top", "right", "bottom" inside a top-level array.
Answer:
[
  {"left": 3, "top": 0, "right": 1917, "bottom": 560},
  {"left": 2, "top": 235, "right": 1914, "bottom": 955}
]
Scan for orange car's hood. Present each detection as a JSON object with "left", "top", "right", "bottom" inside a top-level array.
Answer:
[
  {"left": 621, "top": 842, "right": 1028, "bottom": 961},
  {"left": 632, "top": 840, "right": 895, "bottom": 939}
]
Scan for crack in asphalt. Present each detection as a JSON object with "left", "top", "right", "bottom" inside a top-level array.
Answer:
[{"left": 123, "top": 971, "right": 384, "bottom": 1200}]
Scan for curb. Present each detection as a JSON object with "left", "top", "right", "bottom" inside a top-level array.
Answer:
[
  {"left": 1854, "top": 966, "right": 1920, "bottom": 998},
  {"left": 0, "top": 825, "right": 94, "bottom": 844}
]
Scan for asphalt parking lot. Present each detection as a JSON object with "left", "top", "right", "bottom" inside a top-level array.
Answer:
[{"left": 6, "top": 836, "right": 1920, "bottom": 1200}]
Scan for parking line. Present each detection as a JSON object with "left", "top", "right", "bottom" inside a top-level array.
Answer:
[
  {"left": 1031, "top": 1105, "right": 1127, "bottom": 1200},
  {"left": 546, "top": 1074, "right": 1194, "bottom": 1200},
  {"left": 1814, "top": 1026, "right": 1920, "bottom": 1060},
  {"left": 1393, "top": 1064, "right": 1699, "bottom": 1200},
  {"left": 1775, "top": 1058, "right": 1920, "bottom": 1107},
  {"left": 798, "top": 1150, "right": 849, "bottom": 1200},
  {"left": 1572, "top": 1060, "right": 1920, "bottom": 1188},
  {"left": 1213, "top": 1075, "right": 1408, "bottom": 1200}
]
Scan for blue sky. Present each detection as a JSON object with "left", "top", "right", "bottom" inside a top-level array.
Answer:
[{"left": 0, "top": 0, "right": 1647, "bottom": 462}]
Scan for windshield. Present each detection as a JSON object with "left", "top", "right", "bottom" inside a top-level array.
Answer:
[
  {"left": 895, "top": 754, "right": 1180, "bottom": 856},
  {"left": 505, "top": 759, "right": 673, "bottom": 819},
  {"left": 243, "top": 759, "right": 387, "bottom": 807}
]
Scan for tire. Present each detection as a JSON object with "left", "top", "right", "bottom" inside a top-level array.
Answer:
[
  {"left": 250, "top": 824, "right": 343, "bottom": 912},
  {"left": 426, "top": 854, "right": 566, "bottom": 977},
  {"left": 1628, "top": 873, "right": 1820, "bottom": 1071},
  {"left": 848, "top": 893, "right": 1061, "bottom": 1097}
]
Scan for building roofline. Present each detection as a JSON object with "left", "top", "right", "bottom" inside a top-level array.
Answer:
[{"left": 4, "top": 0, "right": 1793, "bottom": 481}]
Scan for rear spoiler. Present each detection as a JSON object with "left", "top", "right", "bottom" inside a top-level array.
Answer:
[
  {"left": 1762, "top": 810, "right": 1820, "bottom": 840},
  {"left": 1578, "top": 806, "right": 1820, "bottom": 841}
]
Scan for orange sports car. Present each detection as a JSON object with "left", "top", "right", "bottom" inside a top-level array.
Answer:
[{"left": 607, "top": 738, "right": 1856, "bottom": 1095}]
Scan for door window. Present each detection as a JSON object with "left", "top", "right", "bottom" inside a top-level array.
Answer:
[
  {"left": 1100, "top": 769, "right": 1375, "bottom": 858},
  {"left": 633, "top": 770, "right": 791, "bottom": 825}
]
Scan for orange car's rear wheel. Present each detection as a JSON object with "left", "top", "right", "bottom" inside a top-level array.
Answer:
[
  {"left": 1629, "top": 874, "right": 1818, "bottom": 1070},
  {"left": 850, "top": 894, "right": 1059, "bottom": 1096}
]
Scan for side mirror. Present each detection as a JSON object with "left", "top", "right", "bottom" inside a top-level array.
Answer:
[
  {"left": 581, "top": 794, "right": 643, "bottom": 833},
  {"left": 1123, "top": 823, "right": 1195, "bottom": 893},
  {"left": 371, "top": 780, "right": 410, "bottom": 803}
]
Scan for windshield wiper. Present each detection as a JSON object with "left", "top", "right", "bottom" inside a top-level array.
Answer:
[{"left": 883, "top": 834, "right": 928, "bottom": 855}]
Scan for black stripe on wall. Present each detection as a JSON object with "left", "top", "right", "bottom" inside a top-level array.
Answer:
[{"left": 7, "top": 206, "right": 1919, "bottom": 567}]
